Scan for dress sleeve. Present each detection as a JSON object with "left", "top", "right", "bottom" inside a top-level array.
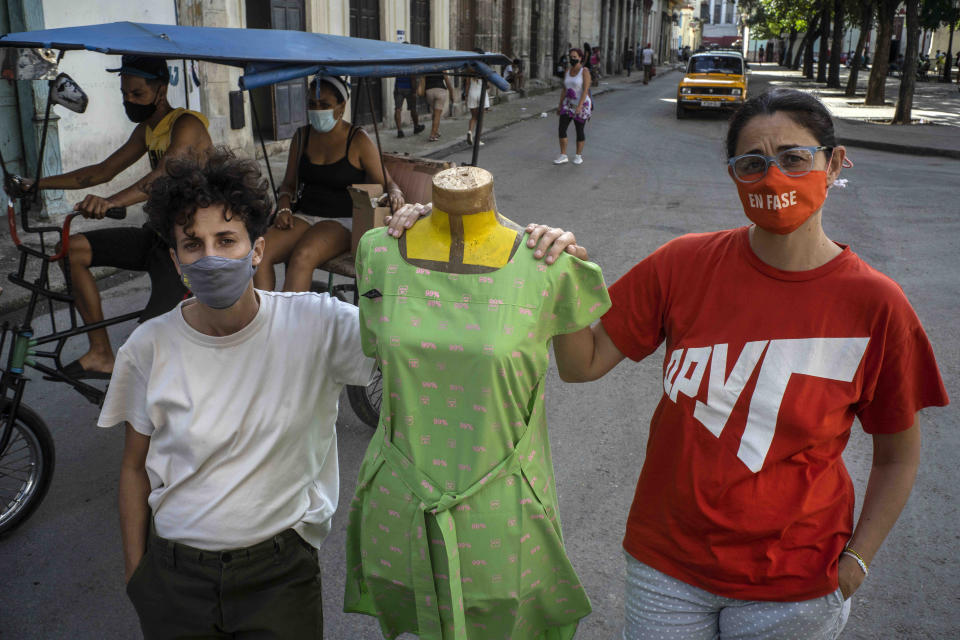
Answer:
[
  {"left": 355, "top": 231, "right": 380, "bottom": 359},
  {"left": 97, "top": 344, "right": 153, "bottom": 435},
  {"left": 601, "top": 249, "right": 667, "bottom": 362},
  {"left": 856, "top": 305, "right": 949, "bottom": 434},
  {"left": 545, "top": 254, "right": 611, "bottom": 336}
]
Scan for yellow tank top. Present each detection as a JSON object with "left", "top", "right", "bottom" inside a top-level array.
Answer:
[{"left": 144, "top": 108, "right": 209, "bottom": 170}]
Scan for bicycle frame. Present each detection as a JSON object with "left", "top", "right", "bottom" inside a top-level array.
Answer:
[{"left": 0, "top": 199, "right": 140, "bottom": 454}]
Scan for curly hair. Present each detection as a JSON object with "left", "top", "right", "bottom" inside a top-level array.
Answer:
[{"left": 145, "top": 148, "right": 271, "bottom": 247}]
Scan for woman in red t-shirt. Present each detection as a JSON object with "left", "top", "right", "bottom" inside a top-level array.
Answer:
[{"left": 538, "top": 89, "right": 949, "bottom": 639}]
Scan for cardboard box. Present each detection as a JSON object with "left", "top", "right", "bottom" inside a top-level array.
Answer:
[{"left": 349, "top": 184, "right": 390, "bottom": 255}]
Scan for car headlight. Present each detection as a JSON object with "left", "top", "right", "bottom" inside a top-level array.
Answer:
[
  {"left": 731, "top": 88, "right": 742, "bottom": 96},
  {"left": 680, "top": 87, "right": 693, "bottom": 94}
]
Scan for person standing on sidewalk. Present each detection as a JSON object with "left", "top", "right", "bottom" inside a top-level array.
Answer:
[
  {"left": 641, "top": 43, "right": 655, "bottom": 84},
  {"left": 99, "top": 149, "right": 377, "bottom": 638},
  {"left": 553, "top": 47, "right": 592, "bottom": 166},
  {"left": 422, "top": 71, "right": 455, "bottom": 142},
  {"left": 624, "top": 44, "right": 635, "bottom": 76}
]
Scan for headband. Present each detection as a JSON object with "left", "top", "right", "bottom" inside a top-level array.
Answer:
[{"left": 314, "top": 74, "right": 350, "bottom": 102}]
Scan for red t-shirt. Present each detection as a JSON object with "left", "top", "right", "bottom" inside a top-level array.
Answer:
[{"left": 601, "top": 227, "right": 948, "bottom": 601}]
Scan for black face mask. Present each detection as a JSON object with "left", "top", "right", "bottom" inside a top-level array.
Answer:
[
  {"left": 570, "top": 58, "right": 580, "bottom": 66},
  {"left": 123, "top": 98, "right": 158, "bottom": 123}
]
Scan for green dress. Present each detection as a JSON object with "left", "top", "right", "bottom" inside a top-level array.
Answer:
[{"left": 344, "top": 227, "right": 610, "bottom": 640}]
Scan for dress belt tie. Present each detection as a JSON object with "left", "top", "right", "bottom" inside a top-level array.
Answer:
[{"left": 375, "top": 387, "right": 543, "bottom": 640}]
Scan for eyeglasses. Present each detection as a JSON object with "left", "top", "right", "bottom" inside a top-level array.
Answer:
[{"left": 728, "top": 146, "right": 831, "bottom": 183}]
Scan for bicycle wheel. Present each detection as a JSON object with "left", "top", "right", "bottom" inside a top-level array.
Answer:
[
  {"left": 0, "top": 401, "right": 55, "bottom": 536},
  {"left": 347, "top": 367, "right": 382, "bottom": 430}
]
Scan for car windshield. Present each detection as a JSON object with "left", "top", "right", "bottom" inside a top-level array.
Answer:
[{"left": 689, "top": 56, "right": 742, "bottom": 74}]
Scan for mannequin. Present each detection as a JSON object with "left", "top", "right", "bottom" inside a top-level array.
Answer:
[
  {"left": 345, "top": 165, "right": 611, "bottom": 640},
  {"left": 401, "top": 166, "right": 522, "bottom": 272}
]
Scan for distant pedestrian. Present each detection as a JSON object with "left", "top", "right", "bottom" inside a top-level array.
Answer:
[
  {"left": 641, "top": 43, "right": 655, "bottom": 84},
  {"left": 590, "top": 47, "right": 603, "bottom": 82},
  {"left": 758, "top": 45, "right": 765, "bottom": 64},
  {"left": 553, "top": 47, "right": 592, "bottom": 166},
  {"left": 422, "top": 70, "right": 455, "bottom": 142},
  {"left": 393, "top": 74, "right": 424, "bottom": 138},
  {"left": 624, "top": 44, "right": 634, "bottom": 76},
  {"left": 465, "top": 49, "right": 491, "bottom": 147}
]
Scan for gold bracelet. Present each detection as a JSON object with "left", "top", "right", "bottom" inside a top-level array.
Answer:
[{"left": 841, "top": 547, "right": 869, "bottom": 577}]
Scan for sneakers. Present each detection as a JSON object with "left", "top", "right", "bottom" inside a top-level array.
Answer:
[
  {"left": 553, "top": 154, "right": 569, "bottom": 164},
  {"left": 466, "top": 132, "right": 484, "bottom": 146},
  {"left": 397, "top": 130, "right": 406, "bottom": 138},
  {"left": 572, "top": 154, "right": 583, "bottom": 165},
  {"left": 413, "top": 124, "right": 425, "bottom": 134}
]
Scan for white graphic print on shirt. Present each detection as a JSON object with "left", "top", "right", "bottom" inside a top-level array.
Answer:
[{"left": 663, "top": 337, "right": 870, "bottom": 472}]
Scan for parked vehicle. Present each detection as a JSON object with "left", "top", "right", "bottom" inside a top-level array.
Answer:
[{"left": 676, "top": 52, "right": 748, "bottom": 119}]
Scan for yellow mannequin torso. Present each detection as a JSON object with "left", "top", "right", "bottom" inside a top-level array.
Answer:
[{"left": 401, "top": 166, "right": 521, "bottom": 273}]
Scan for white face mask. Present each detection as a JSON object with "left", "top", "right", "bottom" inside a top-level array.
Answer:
[{"left": 308, "top": 108, "right": 338, "bottom": 133}]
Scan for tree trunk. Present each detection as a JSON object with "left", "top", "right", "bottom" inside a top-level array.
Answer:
[
  {"left": 845, "top": 3, "right": 873, "bottom": 97},
  {"left": 817, "top": 2, "right": 831, "bottom": 82},
  {"left": 943, "top": 22, "right": 955, "bottom": 83},
  {"left": 892, "top": 0, "right": 920, "bottom": 123},
  {"left": 803, "top": 16, "right": 821, "bottom": 77},
  {"left": 794, "top": 21, "right": 819, "bottom": 69},
  {"left": 865, "top": 0, "right": 897, "bottom": 105},
  {"left": 784, "top": 29, "right": 797, "bottom": 67},
  {"left": 827, "top": 0, "right": 845, "bottom": 88}
]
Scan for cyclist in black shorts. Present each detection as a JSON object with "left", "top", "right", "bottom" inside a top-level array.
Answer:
[{"left": 6, "top": 55, "right": 212, "bottom": 379}]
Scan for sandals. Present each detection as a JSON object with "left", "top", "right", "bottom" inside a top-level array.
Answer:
[{"left": 429, "top": 134, "right": 440, "bottom": 142}]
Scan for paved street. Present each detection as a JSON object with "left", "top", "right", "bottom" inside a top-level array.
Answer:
[{"left": 1, "top": 74, "right": 958, "bottom": 639}]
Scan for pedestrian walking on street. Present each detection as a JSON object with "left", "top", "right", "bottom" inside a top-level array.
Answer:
[
  {"left": 641, "top": 43, "right": 655, "bottom": 84},
  {"left": 99, "top": 149, "right": 378, "bottom": 639},
  {"left": 542, "top": 88, "right": 949, "bottom": 639},
  {"left": 393, "top": 76, "right": 424, "bottom": 138},
  {"left": 465, "top": 49, "right": 491, "bottom": 147},
  {"left": 758, "top": 44, "right": 766, "bottom": 64},
  {"left": 624, "top": 44, "right": 634, "bottom": 76},
  {"left": 554, "top": 47, "right": 592, "bottom": 166},
  {"left": 422, "top": 70, "right": 455, "bottom": 142}
]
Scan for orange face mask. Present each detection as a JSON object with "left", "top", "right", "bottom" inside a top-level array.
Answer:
[{"left": 732, "top": 166, "right": 829, "bottom": 235}]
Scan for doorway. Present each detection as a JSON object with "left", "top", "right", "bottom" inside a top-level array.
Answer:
[
  {"left": 246, "top": 0, "right": 306, "bottom": 140},
  {"left": 350, "top": 0, "right": 383, "bottom": 125}
]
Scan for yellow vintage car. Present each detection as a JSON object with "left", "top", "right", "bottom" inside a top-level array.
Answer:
[{"left": 676, "top": 52, "right": 748, "bottom": 118}]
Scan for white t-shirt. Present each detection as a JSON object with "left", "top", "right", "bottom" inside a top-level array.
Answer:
[
  {"left": 98, "top": 291, "right": 376, "bottom": 550},
  {"left": 642, "top": 47, "right": 654, "bottom": 65}
]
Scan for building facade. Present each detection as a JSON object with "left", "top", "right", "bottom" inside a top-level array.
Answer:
[
  {"left": 2, "top": 0, "right": 674, "bottom": 215},
  {"left": 699, "top": 0, "right": 739, "bottom": 48}
]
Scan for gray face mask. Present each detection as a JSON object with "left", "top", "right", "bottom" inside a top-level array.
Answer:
[{"left": 177, "top": 248, "right": 256, "bottom": 309}]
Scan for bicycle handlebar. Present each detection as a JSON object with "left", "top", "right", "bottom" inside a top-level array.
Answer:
[{"left": 5, "top": 201, "right": 128, "bottom": 262}]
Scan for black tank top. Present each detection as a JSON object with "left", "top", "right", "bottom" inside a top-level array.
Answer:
[{"left": 297, "top": 125, "right": 367, "bottom": 218}]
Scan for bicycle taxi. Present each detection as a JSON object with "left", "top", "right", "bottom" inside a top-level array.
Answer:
[{"left": 0, "top": 22, "right": 509, "bottom": 535}]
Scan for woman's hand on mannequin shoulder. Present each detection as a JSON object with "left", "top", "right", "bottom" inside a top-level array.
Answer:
[
  {"left": 385, "top": 202, "right": 432, "bottom": 238},
  {"left": 525, "top": 223, "right": 588, "bottom": 264}
]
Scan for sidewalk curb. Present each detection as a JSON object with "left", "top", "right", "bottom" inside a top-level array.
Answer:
[
  {"left": 835, "top": 129, "right": 960, "bottom": 160},
  {"left": 420, "top": 67, "right": 680, "bottom": 160}
]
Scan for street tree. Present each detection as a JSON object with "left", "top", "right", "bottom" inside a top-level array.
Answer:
[
  {"left": 827, "top": 0, "right": 847, "bottom": 88},
  {"left": 740, "top": 0, "right": 817, "bottom": 67},
  {"left": 865, "top": 0, "right": 899, "bottom": 104},
  {"left": 893, "top": 0, "right": 922, "bottom": 123},
  {"left": 817, "top": 1, "right": 832, "bottom": 81},
  {"left": 845, "top": 0, "right": 875, "bottom": 96},
  {"left": 921, "top": 0, "right": 960, "bottom": 82}
]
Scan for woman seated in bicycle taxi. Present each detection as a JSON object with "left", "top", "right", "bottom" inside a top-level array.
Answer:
[{"left": 254, "top": 75, "right": 405, "bottom": 292}]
